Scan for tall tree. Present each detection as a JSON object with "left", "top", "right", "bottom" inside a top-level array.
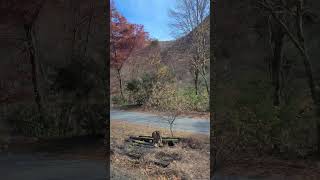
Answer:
[
  {"left": 267, "top": 15, "right": 286, "bottom": 106},
  {"left": 1, "top": 0, "right": 46, "bottom": 124},
  {"left": 257, "top": 0, "right": 320, "bottom": 153},
  {"left": 25, "top": 0, "right": 46, "bottom": 121},
  {"left": 110, "top": 4, "right": 148, "bottom": 99},
  {"left": 169, "top": 0, "right": 210, "bottom": 95}
]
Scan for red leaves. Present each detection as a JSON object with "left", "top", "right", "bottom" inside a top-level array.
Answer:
[{"left": 110, "top": 4, "right": 149, "bottom": 70}]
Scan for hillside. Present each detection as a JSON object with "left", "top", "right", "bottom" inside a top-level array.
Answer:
[{"left": 112, "top": 16, "right": 210, "bottom": 95}]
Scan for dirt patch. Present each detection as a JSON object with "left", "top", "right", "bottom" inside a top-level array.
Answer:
[{"left": 111, "top": 121, "right": 210, "bottom": 179}]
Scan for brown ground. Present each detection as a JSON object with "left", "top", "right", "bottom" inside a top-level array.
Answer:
[
  {"left": 219, "top": 155, "right": 320, "bottom": 179},
  {"left": 110, "top": 119, "right": 320, "bottom": 179},
  {"left": 110, "top": 120, "right": 210, "bottom": 179}
]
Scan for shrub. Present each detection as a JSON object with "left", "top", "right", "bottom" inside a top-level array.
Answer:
[
  {"left": 220, "top": 78, "right": 318, "bottom": 157},
  {"left": 126, "top": 79, "right": 140, "bottom": 92},
  {"left": 222, "top": 79, "right": 281, "bottom": 154},
  {"left": 178, "top": 87, "right": 209, "bottom": 112},
  {"left": 125, "top": 73, "right": 157, "bottom": 105},
  {"left": 111, "top": 95, "right": 127, "bottom": 106}
]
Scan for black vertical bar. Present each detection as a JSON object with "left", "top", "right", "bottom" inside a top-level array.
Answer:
[
  {"left": 104, "top": 0, "right": 110, "bottom": 179},
  {"left": 210, "top": 0, "right": 216, "bottom": 179}
]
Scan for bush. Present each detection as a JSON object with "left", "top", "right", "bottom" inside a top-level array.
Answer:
[
  {"left": 125, "top": 73, "right": 157, "bottom": 105},
  {"left": 178, "top": 87, "right": 209, "bottom": 112},
  {"left": 111, "top": 95, "right": 127, "bottom": 106},
  {"left": 126, "top": 79, "right": 140, "bottom": 93},
  {"left": 219, "top": 78, "right": 317, "bottom": 157},
  {"left": 5, "top": 101, "right": 106, "bottom": 138}
]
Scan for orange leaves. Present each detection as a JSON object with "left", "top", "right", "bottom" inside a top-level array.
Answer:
[{"left": 110, "top": 4, "right": 148, "bottom": 70}]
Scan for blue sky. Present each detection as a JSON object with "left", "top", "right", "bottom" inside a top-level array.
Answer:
[{"left": 113, "top": 0, "right": 177, "bottom": 41}]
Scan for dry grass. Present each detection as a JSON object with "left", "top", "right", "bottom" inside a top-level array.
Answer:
[{"left": 110, "top": 120, "right": 210, "bottom": 179}]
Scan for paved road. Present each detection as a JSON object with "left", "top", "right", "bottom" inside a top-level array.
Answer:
[
  {"left": 0, "top": 153, "right": 106, "bottom": 180},
  {"left": 110, "top": 110, "right": 210, "bottom": 134}
]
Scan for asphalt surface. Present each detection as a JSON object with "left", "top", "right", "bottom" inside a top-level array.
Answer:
[{"left": 110, "top": 109, "right": 210, "bottom": 134}]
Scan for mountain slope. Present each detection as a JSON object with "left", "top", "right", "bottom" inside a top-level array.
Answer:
[{"left": 115, "top": 16, "right": 210, "bottom": 91}]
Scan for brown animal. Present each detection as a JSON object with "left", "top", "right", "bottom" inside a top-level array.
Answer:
[{"left": 152, "top": 131, "right": 162, "bottom": 147}]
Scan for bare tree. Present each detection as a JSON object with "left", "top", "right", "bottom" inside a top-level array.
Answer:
[
  {"left": 265, "top": 16, "right": 286, "bottom": 106},
  {"left": 192, "top": 20, "right": 210, "bottom": 95},
  {"left": 148, "top": 64, "right": 183, "bottom": 137},
  {"left": 21, "top": 0, "right": 47, "bottom": 124},
  {"left": 257, "top": 0, "right": 320, "bottom": 153},
  {"left": 160, "top": 110, "right": 180, "bottom": 137},
  {"left": 169, "top": 0, "right": 210, "bottom": 95}
]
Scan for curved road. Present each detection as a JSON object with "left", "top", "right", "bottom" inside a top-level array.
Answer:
[{"left": 110, "top": 110, "right": 210, "bottom": 134}]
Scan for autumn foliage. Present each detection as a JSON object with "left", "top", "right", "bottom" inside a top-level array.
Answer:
[{"left": 110, "top": 3, "right": 149, "bottom": 98}]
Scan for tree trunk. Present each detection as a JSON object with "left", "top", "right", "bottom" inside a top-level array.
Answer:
[
  {"left": 211, "top": 0, "right": 217, "bottom": 176},
  {"left": 170, "top": 124, "right": 174, "bottom": 137},
  {"left": 24, "top": 24, "right": 44, "bottom": 124},
  {"left": 116, "top": 68, "right": 124, "bottom": 99},
  {"left": 83, "top": 2, "right": 95, "bottom": 57},
  {"left": 295, "top": 0, "right": 320, "bottom": 154},
  {"left": 194, "top": 69, "right": 199, "bottom": 95},
  {"left": 263, "top": 0, "right": 320, "bottom": 154},
  {"left": 200, "top": 68, "right": 210, "bottom": 95},
  {"left": 271, "top": 28, "right": 284, "bottom": 106}
]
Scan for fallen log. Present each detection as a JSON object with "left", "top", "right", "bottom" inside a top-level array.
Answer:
[
  {"left": 129, "top": 136, "right": 153, "bottom": 142},
  {"left": 138, "top": 135, "right": 180, "bottom": 141},
  {"left": 127, "top": 135, "right": 181, "bottom": 147},
  {"left": 131, "top": 139, "right": 152, "bottom": 145},
  {"left": 129, "top": 140, "right": 154, "bottom": 148}
]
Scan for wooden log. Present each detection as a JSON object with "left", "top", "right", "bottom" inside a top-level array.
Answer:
[
  {"left": 138, "top": 135, "right": 152, "bottom": 138},
  {"left": 131, "top": 139, "right": 152, "bottom": 145},
  {"left": 139, "top": 135, "right": 181, "bottom": 140},
  {"left": 130, "top": 139, "right": 155, "bottom": 148},
  {"left": 129, "top": 136, "right": 153, "bottom": 142}
]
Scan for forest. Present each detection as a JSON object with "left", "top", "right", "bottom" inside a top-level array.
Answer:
[
  {"left": 110, "top": 0, "right": 211, "bottom": 179},
  {"left": 213, "top": 0, "right": 320, "bottom": 178},
  {"left": 0, "top": 0, "right": 107, "bottom": 138},
  {"left": 1, "top": 0, "right": 320, "bottom": 179},
  {"left": 110, "top": 2, "right": 210, "bottom": 116}
]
